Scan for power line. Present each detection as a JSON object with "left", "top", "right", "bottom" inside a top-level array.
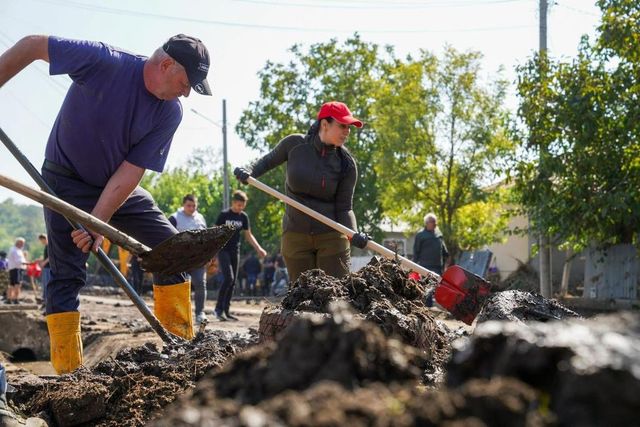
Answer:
[
  {"left": 229, "top": 0, "right": 530, "bottom": 10},
  {"left": 557, "top": 3, "right": 599, "bottom": 17},
  {"left": 28, "top": 0, "right": 535, "bottom": 34}
]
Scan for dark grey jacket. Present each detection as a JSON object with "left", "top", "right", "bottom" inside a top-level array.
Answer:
[
  {"left": 249, "top": 133, "right": 357, "bottom": 234},
  {"left": 413, "top": 228, "right": 449, "bottom": 274}
]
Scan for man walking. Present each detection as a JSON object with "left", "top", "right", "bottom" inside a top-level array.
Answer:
[
  {"left": 38, "top": 234, "right": 50, "bottom": 305},
  {"left": 0, "top": 33, "right": 211, "bottom": 374},
  {"left": 169, "top": 194, "right": 208, "bottom": 325},
  {"left": 7, "top": 238, "right": 26, "bottom": 305},
  {"left": 413, "top": 213, "right": 449, "bottom": 306}
]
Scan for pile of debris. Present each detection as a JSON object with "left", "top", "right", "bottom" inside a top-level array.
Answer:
[
  {"left": 448, "top": 311, "right": 640, "bottom": 426},
  {"left": 477, "top": 290, "right": 581, "bottom": 323},
  {"left": 259, "top": 258, "right": 452, "bottom": 382},
  {"left": 9, "top": 331, "right": 253, "bottom": 427},
  {"left": 151, "top": 303, "right": 548, "bottom": 427}
]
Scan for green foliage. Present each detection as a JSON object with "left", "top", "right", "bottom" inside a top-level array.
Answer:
[
  {"left": 513, "top": 0, "right": 640, "bottom": 251},
  {"left": 0, "top": 198, "right": 46, "bottom": 259},
  {"left": 140, "top": 147, "right": 225, "bottom": 228},
  {"left": 373, "top": 46, "right": 514, "bottom": 256}
]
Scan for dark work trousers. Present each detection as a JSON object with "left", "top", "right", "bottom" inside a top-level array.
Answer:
[
  {"left": 215, "top": 250, "right": 239, "bottom": 314},
  {"left": 189, "top": 266, "right": 206, "bottom": 316},
  {"left": 42, "top": 168, "right": 186, "bottom": 315}
]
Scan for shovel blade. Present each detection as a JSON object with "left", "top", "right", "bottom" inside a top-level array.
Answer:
[
  {"left": 434, "top": 265, "right": 491, "bottom": 325},
  {"left": 140, "top": 225, "right": 236, "bottom": 275}
]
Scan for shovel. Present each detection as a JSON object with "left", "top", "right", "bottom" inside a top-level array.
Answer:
[
  {"left": 0, "top": 174, "right": 235, "bottom": 275},
  {"left": 245, "top": 175, "right": 491, "bottom": 325}
]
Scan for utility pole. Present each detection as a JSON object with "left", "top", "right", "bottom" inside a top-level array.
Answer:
[
  {"left": 190, "top": 105, "right": 230, "bottom": 209},
  {"left": 222, "top": 99, "right": 229, "bottom": 210},
  {"left": 538, "top": 0, "right": 552, "bottom": 298}
]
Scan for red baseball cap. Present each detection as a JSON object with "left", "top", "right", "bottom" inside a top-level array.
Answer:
[{"left": 317, "top": 101, "right": 363, "bottom": 128}]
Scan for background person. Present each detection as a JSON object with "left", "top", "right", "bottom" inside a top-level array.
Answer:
[
  {"left": 7, "top": 238, "right": 26, "bottom": 305},
  {"left": 169, "top": 194, "right": 208, "bottom": 325},
  {"left": 413, "top": 213, "right": 449, "bottom": 306},
  {"left": 214, "top": 190, "right": 266, "bottom": 321},
  {"left": 242, "top": 252, "right": 261, "bottom": 297},
  {"left": 38, "top": 234, "right": 50, "bottom": 305},
  {"left": 234, "top": 101, "right": 369, "bottom": 283}
]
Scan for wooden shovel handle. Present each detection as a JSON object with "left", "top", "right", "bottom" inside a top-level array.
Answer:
[
  {"left": 247, "top": 176, "right": 441, "bottom": 281},
  {"left": 0, "top": 173, "right": 150, "bottom": 255}
]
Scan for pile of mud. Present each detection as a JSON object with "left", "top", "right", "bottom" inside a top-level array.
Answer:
[
  {"left": 152, "top": 303, "right": 548, "bottom": 427},
  {"left": 448, "top": 311, "right": 640, "bottom": 426},
  {"left": 9, "top": 330, "right": 253, "bottom": 427},
  {"left": 499, "top": 262, "right": 539, "bottom": 292},
  {"left": 260, "top": 258, "right": 451, "bottom": 382},
  {"left": 477, "top": 290, "right": 580, "bottom": 323}
]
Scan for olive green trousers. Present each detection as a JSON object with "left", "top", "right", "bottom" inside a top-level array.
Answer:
[{"left": 281, "top": 231, "right": 350, "bottom": 283}]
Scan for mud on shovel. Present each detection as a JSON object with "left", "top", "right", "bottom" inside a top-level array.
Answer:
[{"left": 245, "top": 175, "right": 491, "bottom": 325}]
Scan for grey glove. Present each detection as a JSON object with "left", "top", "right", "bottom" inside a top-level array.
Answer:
[
  {"left": 233, "top": 167, "right": 251, "bottom": 184},
  {"left": 350, "top": 232, "right": 370, "bottom": 249}
]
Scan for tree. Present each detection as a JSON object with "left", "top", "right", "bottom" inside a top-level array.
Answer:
[
  {"left": 373, "top": 47, "right": 513, "bottom": 257},
  {"left": 0, "top": 198, "right": 46, "bottom": 259},
  {"left": 140, "top": 148, "right": 225, "bottom": 228},
  {"left": 513, "top": 0, "right": 640, "bottom": 252}
]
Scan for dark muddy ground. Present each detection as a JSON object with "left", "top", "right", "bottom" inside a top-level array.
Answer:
[
  {"left": 448, "top": 311, "right": 640, "bottom": 427},
  {"left": 9, "top": 330, "right": 255, "bottom": 427},
  {"left": 477, "top": 290, "right": 580, "bottom": 323},
  {"left": 152, "top": 303, "right": 550, "bottom": 427},
  {"left": 276, "top": 258, "right": 453, "bottom": 383}
]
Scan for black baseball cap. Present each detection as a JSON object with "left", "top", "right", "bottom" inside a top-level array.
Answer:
[{"left": 163, "top": 34, "right": 212, "bottom": 96}]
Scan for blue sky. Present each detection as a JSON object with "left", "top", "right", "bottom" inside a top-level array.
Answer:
[{"left": 0, "top": 0, "right": 600, "bottom": 204}]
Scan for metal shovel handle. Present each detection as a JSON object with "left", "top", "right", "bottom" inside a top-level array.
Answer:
[{"left": 247, "top": 176, "right": 441, "bottom": 281}]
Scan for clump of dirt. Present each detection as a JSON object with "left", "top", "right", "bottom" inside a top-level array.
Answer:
[
  {"left": 477, "top": 290, "right": 580, "bottom": 323},
  {"left": 273, "top": 258, "right": 450, "bottom": 382},
  {"left": 499, "top": 261, "right": 539, "bottom": 292},
  {"left": 10, "top": 330, "right": 253, "bottom": 427},
  {"left": 151, "top": 304, "right": 549, "bottom": 427},
  {"left": 447, "top": 311, "right": 640, "bottom": 426},
  {"left": 141, "top": 224, "right": 236, "bottom": 275}
]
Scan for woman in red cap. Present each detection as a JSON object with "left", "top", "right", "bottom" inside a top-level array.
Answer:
[{"left": 234, "top": 101, "right": 369, "bottom": 283}]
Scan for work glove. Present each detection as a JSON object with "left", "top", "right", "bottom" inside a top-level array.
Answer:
[
  {"left": 234, "top": 167, "right": 251, "bottom": 184},
  {"left": 350, "top": 232, "right": 370, "bottom": 249}
]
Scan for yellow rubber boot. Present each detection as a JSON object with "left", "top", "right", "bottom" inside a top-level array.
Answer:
[
  {"left": 46, "top": 311, "right": 83, "bottom": 375},
  {"left": 153, "top": 281, "right": 194, "bottom": 340}
]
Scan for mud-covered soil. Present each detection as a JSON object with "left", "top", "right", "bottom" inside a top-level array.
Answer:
[
  {"left": 9, "top": 330, "right": 254, "bottom": 427},
  {"left": 152, "top": 304, "right": 549, "bottom": 427},
  {"left": 499, "top": 262, "right": 539, "bottom": 292},
  {"left": 477, "top": 290, "right": 580, "bottom": 323},
  {"left": 141, "top": 224, "right": 236, "bottom": 274},
  {"left": 275, "top": 258, "right": 452, "bottom": 382},
  {"left": 448, "top": 311, "right": 640, "bottom": 427}
]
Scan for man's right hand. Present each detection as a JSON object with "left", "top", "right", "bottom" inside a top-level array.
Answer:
[
  {"left": 233, "top": 167, "right": 251, "bottom": 184},
  {"left": 71, "top": 229, "right": 104, "bottom": 253}
]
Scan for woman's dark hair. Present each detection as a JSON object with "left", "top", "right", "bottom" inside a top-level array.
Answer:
[{"left": 306, "top": 117, "right": 334, "bottom": 137}]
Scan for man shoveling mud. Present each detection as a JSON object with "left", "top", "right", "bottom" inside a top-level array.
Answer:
[{"left": 0, "top": 34, "right": 212, "bottom": 374}]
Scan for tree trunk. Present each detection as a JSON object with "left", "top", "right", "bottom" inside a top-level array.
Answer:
[
  {"left": 560, "top": 248, "right": 573, "bottom": 297},
  {"left": 539, "top": 234, "right": 551, "bottom": 298}
]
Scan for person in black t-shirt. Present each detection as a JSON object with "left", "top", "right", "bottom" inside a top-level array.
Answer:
[{"left": 214, "top": 190, "right": 266, "bottom": 321}]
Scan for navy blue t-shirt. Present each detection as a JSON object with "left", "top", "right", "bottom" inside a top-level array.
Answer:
[
  {"left": 45, "top": 37, "right": 183, "bottom": 187},
  {"left": 216, "top": 209, "right": 249, "bottom": 253}
]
